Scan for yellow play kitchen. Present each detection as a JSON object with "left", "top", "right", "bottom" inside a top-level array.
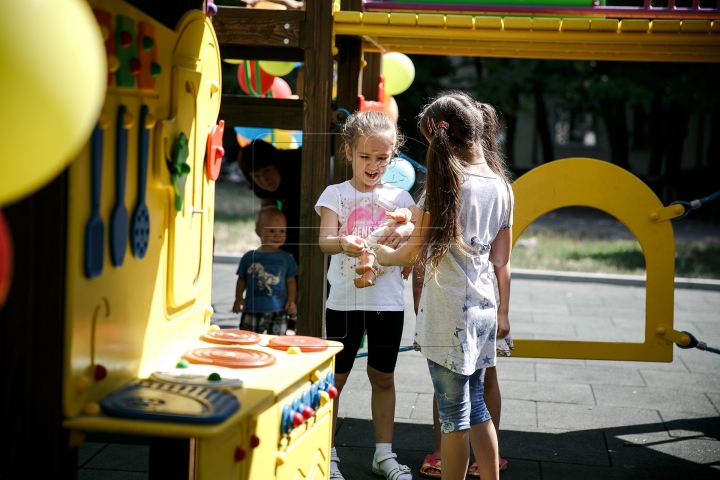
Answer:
[{"left": 0, "top": 0, "right": 340, "bottom": 478}]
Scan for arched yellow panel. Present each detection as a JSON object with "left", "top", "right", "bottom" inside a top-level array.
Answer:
[{"left": 511, "top": 158, "right": 676, "bottom": 362}]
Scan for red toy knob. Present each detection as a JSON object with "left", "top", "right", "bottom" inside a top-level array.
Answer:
[
  {"left": 94, "top": 364, "right": 107, "bottom": 381},
  {"left": 302, "top": 406, "right": 314, "bottom": 420},
  {"left": 130, "top": 58, "right": 141, "bottom": 75},
  {"left": 327, "top": 385, "right": 338, "bottom": 399},
  {"left": 234, "top": 446, "right": 246, "bottom": 462},
  {"left": 250, "top": 434, "right": 260, "bottom": 448},
  {"left": 120, "top": 31, "right": 132, "bottom": 47},
  {"left": 292, "top": 412, "right": 304, "bottom": 428}
]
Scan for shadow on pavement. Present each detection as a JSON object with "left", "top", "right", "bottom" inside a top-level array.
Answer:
[{"left": 334, "top": 416, "right": 720, "bottom": 480}]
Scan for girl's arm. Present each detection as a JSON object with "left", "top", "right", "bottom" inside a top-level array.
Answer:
[
  {"left": 375, "top": 209, "right": 428, "bottom": 267},
  {"left": 489, "top": 225, "right": 512, "bottom": 268},
  {"left": 495, "top": 261, "right": 511, "bottom": 338},
  {"left": 318, "top": 206, "right": 366, "bottom": 257}
]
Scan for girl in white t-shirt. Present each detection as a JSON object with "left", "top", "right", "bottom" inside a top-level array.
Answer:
[
  {"left": 376, "top": 92, "right": 513, "bottom": 480},
  {"left": 316, "top": 111, "right": 417, "bottom": 480}
]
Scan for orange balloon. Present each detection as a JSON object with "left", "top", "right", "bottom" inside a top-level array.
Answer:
[{"left": 384, "top": 94, "right": 399, "bottom": 123}]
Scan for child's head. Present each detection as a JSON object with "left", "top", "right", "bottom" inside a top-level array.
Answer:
[
  {"left": 417, "top": 91, "right": 511, "bottom": 275},
  {"left": 254, "top": 207, "right": 287, "bottom": 250},
  {"left": 341, "top": 111, "right": 405, "bottom": 191},
  {"left": 237, "top": 140, "right": 284, "bottom": 193}
]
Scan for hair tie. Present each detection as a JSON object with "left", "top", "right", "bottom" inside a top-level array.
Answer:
[
  {"left": 475, "top": 102, "right": 484, "bottom": 111},
  {"left": 438, "top": 120, "right": 449, "bottom": 131},
  {"left": 427, "top": 118, "right": 449, "bottom": 135}
]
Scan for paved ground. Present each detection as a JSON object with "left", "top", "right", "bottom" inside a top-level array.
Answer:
[{"left": 76, "top": 262, "right": 720, "bottom": 479}]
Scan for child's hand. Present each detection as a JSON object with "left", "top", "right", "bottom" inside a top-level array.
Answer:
[
  {"left": 285, "top": 301, "right": 297, "bottom": 317},
  {"left": 401, "top": 265, "right": 412, "bottom": 281},
  {"left": 232, "top": 298, "right": 245, "bottom": 314},
  {"left": 497, "top": 312, "right": 510, "bottom": 339},
  {"left": 340, "top": 235, "right": 367, "bottom": 258},
  {"left": 377, "top": 222, "right": 413, "bottom": 249}
]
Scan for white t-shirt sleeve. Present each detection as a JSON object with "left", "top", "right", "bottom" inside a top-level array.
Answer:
[
  {"left": 500, "top": 185, "right": 514, "bottom": 230},
  {"left": 315, "top": 184, "right": 339, "bottom": 216},
  {"left": 397, "top": 189, "right": 415, "bottom": 209}
]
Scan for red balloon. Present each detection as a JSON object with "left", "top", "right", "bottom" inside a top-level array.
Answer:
[
  {"left": 237, "top": 61, "right": 274, "bottom": 96},
  {"left": 270, "top": 77, "right": 292, "bottom": 99}
]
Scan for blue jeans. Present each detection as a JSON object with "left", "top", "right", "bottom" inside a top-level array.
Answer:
[{"left": 427, "top": 359, "right": 491, "bottom": 434}]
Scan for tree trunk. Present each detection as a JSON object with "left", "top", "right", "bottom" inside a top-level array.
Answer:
[
  {"left": 647, "top": 96, "right": 665, "bottom": 178},
  {"left": 533, "top": 82, "right": 554, "bottom": 163},
  {"left": 599, "top": 98, "right": 630, "bottom": 170}
]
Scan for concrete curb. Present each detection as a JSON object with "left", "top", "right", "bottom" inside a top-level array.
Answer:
[{"left": 213, "top": 253, "right": 720, "bottom": 292}]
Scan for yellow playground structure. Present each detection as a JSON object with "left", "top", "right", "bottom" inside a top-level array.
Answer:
[{"left": 0, "top": 0, "right": 717, "bottom": 478}]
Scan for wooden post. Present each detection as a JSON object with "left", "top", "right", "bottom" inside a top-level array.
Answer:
[
  {"left": 333, "top": 35, "right": 363, "bottom": 185},
  {"left": 361, "top": 52, "right": 382, "bottom": 101},
  {"left": 298, "top": 0, "right": 334, "bottom": 337}
]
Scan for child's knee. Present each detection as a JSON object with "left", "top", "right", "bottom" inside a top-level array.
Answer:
[{"left": 368, "top": 368, "right": 395, "bottom": 390}]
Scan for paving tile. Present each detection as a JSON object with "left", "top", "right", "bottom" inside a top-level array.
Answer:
[
  {"left": 78, "top": 470, "right": 148, "bottom": 480},
  {"left": 501, "top": 399, "right": 538, "bottom": 429},
  {"left": 607, "top": 431, "right": 720, "bottom": 471},
  {"left": 496, "top": 362, "right": 536, "bottom": 382},
  {"left": 705, "top": 393, "right": 720, "bottom": 413},
  {"left": 586, "top": 357, "right": 689, "bottom": 373},
  {"left": 537, "top": 403, "right": 660, "bottom": 430},
  {"left": 500, "top": 379, "right": 596, "bottom": 405},
  {"left": 500, "top": 428, "right": 609, "bottom": 466},
  {"left": 409, "top": 393, "right": 434, "bottom": 421},
  {"left": 506, "top": 357, "right": 586, "bottom": 366},
  {"left": 540, "top": 462, "right": 691, "bottom": 480},
  {"left": 78, "top": 443, "right": 106, "bottom": 467},
  {"left": 659, "top": 410, "right": 720, "bottom": 439},
  {"left": 512, "top": 322, "right": 577, "bottom": 337},
  {"left": 571, "top": 306, "right": 645, "bottom": 317},
  {"left": 674, "top": 311, "right": 720, "bottom": 324},
  {"left": 688, "top": 320, "right": 720, "bottom": 337},
  {"left": 640, "top": 369, "right": 720, "bottom": 393},
  {"left": 532, "top": 312, "right": 577, "bottom": 323},
  {"left": 82, "top": 444, "right": 149, "bottom": 472},
  {"left": 514, "top": 304, "right": 570, "bottom": 315},
  {"left": 336, "top": 389, "right": 418, "bottom": 421},
  {"left": 594, "top": 385, "right": 716, "bottom": 414},
  {"left": 536, "top": 363, "right": 646, "bottom": 386}
]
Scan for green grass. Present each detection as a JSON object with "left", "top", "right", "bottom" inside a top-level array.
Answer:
[
  {"left": 213, "top": 183, "right": 261, "bottom": 254},
  {"left": 512, "top": 226, "right": 720, "bottom": 279},
  {"left": 212, "top": 184, "right": 720, "bottom": 279}
]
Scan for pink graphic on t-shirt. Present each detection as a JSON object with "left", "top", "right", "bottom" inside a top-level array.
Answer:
[{"left": 345, "top": 207, "right": 385, "bottom": 238}]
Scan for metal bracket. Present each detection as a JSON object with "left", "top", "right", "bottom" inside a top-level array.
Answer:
[
  {"left": 648, "top": 204, "right": 684, "bottom": 223},
  {"left": 655, "top": 326, "right": 691, "bottom": 346}
]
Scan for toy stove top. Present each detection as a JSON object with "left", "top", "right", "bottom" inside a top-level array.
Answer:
[{"left": 99, "top": 331, "right": 333, "bottom": 425}]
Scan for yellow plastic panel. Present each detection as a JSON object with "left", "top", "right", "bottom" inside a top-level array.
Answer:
[
  {"left": 713, "top": 21, "right": 720, "bottom": 33},
  {"left": 334, "top": 11, "right": 361, "bottom": 24},
  {"left": 389, "top": 13, "right": 417, "bottom": 26},
  {"left": 277, "top": 408, "right": 332, "bottom": 480},
  {"left": 591, "top": 19, "right": 619, "bottom": 32},
  {"left": 651, "top": 20, "right": 681, "bottom": 33},
  {"left": 681, "top": 20, "right": 711, "bottom": 33},
  {"left": 417, "top": 14, "right": 445, "bottom": 27},
  {"left": 63, "top": 4, "right": 218, "bottom": 418},
  {"left": 504, "top": 17, "right": 532, "bottom": 30},
  {"left": 562, "top": 19, "right": 590, "bottom": 31},
  {"left": 362, "top": 12, "right": 389, "bottom": 25},
  {"left": 246, "top": 406, "right": 281, "bottom": 480},
  {"left": 446, "top": 15, "right": 474, "bottom": 29},
  {"left": 533, "top": 18, "right": 561, "bottom": 31},
  {"left": 196, "top": 419, "right": 247, "bottom": 480},
  {"left": 474, "top": 16, "right": 502, "bottom": 30},
  {"left": 511, "top": 158, "right": 675, "bottom": 362},
  {"left": 620, "top": 19, "right": 650, "bottom": 33}
]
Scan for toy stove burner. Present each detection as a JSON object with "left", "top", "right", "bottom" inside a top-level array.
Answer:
[
  {"left": 201, "top": 329, "right": 260, "bottom": 345},
  {"left": 183, "top": 347, "right": 276, "bottom": 368},
  {"left": 267, "top": 335, "right": 329, "bottom": 352}
]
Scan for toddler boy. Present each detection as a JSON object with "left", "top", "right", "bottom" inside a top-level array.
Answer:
[{"left": 233, "top": 207, "right": 298, "bottom": 334}]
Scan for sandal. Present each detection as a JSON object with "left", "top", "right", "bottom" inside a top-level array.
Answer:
[
  {"left": 371, "top": 452, "right": 412, "bottom": 480},
  {"left": 419, "top": 454, "right": 441, "bottom": 478},
  {"left": 467, "top": 458, "right": 508, "bottom": 476}
]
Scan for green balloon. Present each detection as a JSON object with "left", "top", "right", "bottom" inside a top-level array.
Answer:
[
  {"left": 258, "top": 60, "right": 296, "bottom": 77},
  {"left": 382, "top": 52, "right": 415, "bottom": 96}
]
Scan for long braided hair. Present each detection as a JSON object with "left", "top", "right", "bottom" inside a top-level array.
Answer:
[{"left": 416, "top": 91, "right": 511, "bottom": 278}]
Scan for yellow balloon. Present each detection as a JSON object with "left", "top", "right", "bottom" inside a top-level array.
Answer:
[
  {"left": 259, "top": 60, "right": 296, "bottom": 77},
  {"left": 263, "top": 130, "right": 299, "bottom": 150},
  {"left": 382, "top": 52, "right": 415, "bottom": 96},
  {"left": 0, "top": 0, "right": 106, "bottom": 205}
]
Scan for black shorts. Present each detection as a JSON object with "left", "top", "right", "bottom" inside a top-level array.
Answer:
[{"left": 325, "top": 309, "right": 405, "bottom": 374}]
